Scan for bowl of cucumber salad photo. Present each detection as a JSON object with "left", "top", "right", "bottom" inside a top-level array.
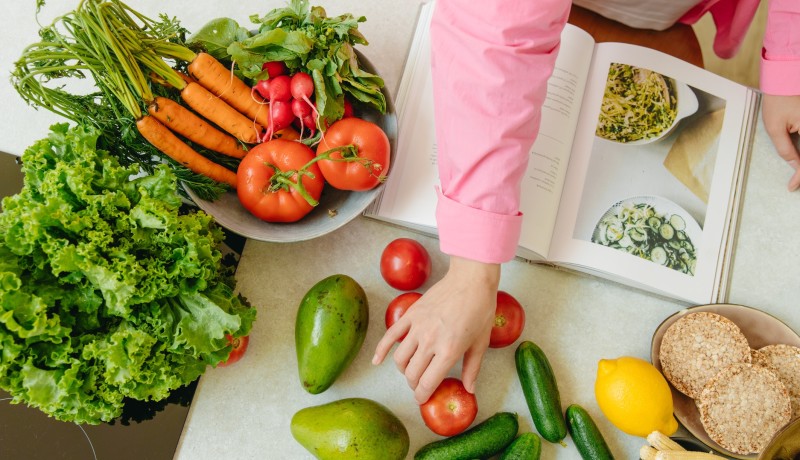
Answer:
[{"left": 591, "top": 195, "right": 701, "bottom": 275}]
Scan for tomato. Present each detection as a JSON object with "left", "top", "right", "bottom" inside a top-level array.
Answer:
[
  {"left": 420, "top": 378, "right": 478, "bottom": 436},
  {"left": 489, "top": 290, "right": 526, "bottom": 348},
  {"left": 380, "top": 238, "right": 432, "bottom": 291},
  {"left": 385, "top": 292, "right": 422, "bottom": 341},
  {"left": 237, "top": 139, "right": 324, "bottom": 222},
  {"left": 218, "top": 334, "right": 249, "bottom": 367},
  {"left": 315, "top": 117, "right": 390, "bottom": 191}
]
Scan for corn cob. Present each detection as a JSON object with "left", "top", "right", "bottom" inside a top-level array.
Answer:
[
  {"left": 647, "top": 431, "right": 686, "bottom": 451},
  {"left": 640, "top": 445, "right": 659, "bottom": 460}
]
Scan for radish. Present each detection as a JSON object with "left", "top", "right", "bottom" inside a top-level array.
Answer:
[
  {"left": 301, "top": 114, "right": 316, "bottom": 133},
  {"left": 269, "top": 100, "right": 295, "bottom": 132},
  {"left": 268, "top": 75, "right": 292, "bottom": 102},
  {"left": 261, "top": 61, "right": 287, "bottom": 78},
  {"left": 254, "top": 79, "right": 270, "bottom": 100},
  {"left": 291, "top": 98, "right": 312, "bottom": 119},
  {"left": 290, "top": 72, "right": 314, "bottom": 101},
  {"left": 343, "top": 98, "right": 354, "bottom": 118},
  {"left": 290, "top": 72, "right": 319, "bottom": 132}
]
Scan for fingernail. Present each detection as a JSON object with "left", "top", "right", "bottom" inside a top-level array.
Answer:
[{"left": 371, "top": 354, "right": 379, "bottom": 365}]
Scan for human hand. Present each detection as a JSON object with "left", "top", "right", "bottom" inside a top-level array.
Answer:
[
  {"left": 372, "top": 256, "right": 500, "bottom": 404},
  {"left": 762, "top": 94, "right": 800, "bottom": 191}
]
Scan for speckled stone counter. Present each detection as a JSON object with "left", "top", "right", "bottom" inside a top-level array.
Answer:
[{"left": 1, "top": 1, "right": 797, "bottom": 458}]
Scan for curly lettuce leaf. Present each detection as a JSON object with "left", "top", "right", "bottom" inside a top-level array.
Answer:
[{"left": 0, "top": 123, "right": 256, "bottom": 424}]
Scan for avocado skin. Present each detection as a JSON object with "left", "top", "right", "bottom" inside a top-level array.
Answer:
[
  {"left": 295, "top": 274, "right": 369, "bottom": 394},
  {"left": 291, "top": 398, "right": 409, "bottom": 460}
]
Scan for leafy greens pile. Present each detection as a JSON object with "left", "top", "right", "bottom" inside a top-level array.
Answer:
[
  {"left": 0, "top": 124, "right": 256, "bottom": 424},
  {"left": 188, "top": 0, "right": 386, "bottom": 125}
]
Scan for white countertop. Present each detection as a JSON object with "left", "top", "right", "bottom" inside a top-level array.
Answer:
[{"left": 1, "top": 1, "right": 799, "bottom": 459}]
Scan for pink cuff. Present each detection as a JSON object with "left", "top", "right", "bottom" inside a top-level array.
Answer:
[
  {"left": 435, "top": 188, "right": 522, "bottom": 264},
  {"left": 760, "top": 52, "right": 800, "bottom": 95}
]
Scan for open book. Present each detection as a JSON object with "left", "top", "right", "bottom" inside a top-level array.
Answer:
[{"left": 366, "top": 2, "right": 761, "bottom": 304}]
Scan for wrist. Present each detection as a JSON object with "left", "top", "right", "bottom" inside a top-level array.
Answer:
[{"left": 448, "top": 256, "right": 501, "bottom": 288}]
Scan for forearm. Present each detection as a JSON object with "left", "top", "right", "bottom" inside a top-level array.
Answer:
[{"left": 430, "top": 0, "right": 571, "bottom": 263}]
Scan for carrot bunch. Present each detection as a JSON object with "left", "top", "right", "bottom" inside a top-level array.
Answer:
[{"left": 12, "top": 0, "right": 271, "bottom": 191}]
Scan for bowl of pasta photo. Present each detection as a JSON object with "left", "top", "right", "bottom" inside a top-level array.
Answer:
[{"left": 595, "top": 63, "right": 698, "bottom": 145}]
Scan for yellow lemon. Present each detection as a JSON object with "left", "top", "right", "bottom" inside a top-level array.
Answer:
[{"left": 594, "top": 356, "right": 678, "bottom": 437}]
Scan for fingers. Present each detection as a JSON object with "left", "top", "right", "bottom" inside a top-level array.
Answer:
[
  {"left": 404, "top": 347, "right": 434, "bottom": 389},
  {"left": 414, "top": 354, "right": 453, "bottom": 404},
  {"left": 461, "top": 342, "right": 488, "bottom": 394},
  {"left": 372, "top": 321, "right": 408, "bottom": 365},
  {"left": 764, "top": 127, "right": 800, "bottom": 191},
  {"left": 789, "top": 166, "right": 800, "bottom": 192}
]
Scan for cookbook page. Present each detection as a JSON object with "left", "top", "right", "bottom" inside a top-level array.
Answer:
[
  {"left": 364, "top": 1, "right": 438, "bottom": 234},
  {"left": 367, "top": 15, "right": 597, "bottom": 258},
  {"left": 547, "top": 42, "right": 754, "bottom": 304},
  {"left": 515, "top": 24, "right": 595, "bottom": 258}
]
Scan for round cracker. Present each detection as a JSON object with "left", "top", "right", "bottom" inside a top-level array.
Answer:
[
  {"left": 752, "top": 343, "right": 800, "bottom": 419},
  {"left": 697, "top": 363, "right": 792, "bottom": 455},
  {"left": 659, "top": 312, "right": 751, "bottom": 398}
]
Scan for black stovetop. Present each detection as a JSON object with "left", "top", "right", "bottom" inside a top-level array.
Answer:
[{"left": 0, "top": 382, "right": 196, "bottom": 460}]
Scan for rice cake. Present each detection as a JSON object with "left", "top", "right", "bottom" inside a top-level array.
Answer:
[
  {"left": 659, "top": 312, "right": 751, "bottom": 398},
  {"left": 752, "top": 343, "right": 800, "bottom": 419},
  {"left": 697, "top": 363, "right": 792, "bottom": 455}
]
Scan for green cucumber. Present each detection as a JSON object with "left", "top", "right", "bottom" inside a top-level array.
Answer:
[
  {"left": 499, "top": 432, "right": 541, "bottom": 460},
  {"left": 515, "top": 340, "right": 567, "bottom": 444},
  {"left": 565, "top": 404, "right": 615, "bottom": 460},
  {"left": 414, "top": 411, "right": 519, "bottom": 460}
]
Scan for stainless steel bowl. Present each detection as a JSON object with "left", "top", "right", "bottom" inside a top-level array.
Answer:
[{"left": 759, "top": 418, "right": 800, "bottom": 460}]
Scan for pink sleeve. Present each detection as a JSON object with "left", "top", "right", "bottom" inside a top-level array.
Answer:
[
  {"left": 760, "top": 0, "right": 800, "bottom": 95},
  {"left": 430, "top": 0, "right": 570, "bottom": 264}
]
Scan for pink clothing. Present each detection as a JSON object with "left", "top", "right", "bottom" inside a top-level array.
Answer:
[
  {"left": 431, "top": 0, "right": 800, "bottom": 264},
  {"left": 679, "top": 0, "right": 800, "bottom": 95},
  {"left": 430, "top": 0, "right": 571, "bottom": 263}
]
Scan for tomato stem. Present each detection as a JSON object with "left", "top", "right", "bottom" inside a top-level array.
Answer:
[
  {"left": 313, "top": 144, "right": 386, "bottom": 181},
  {"left": 264, "top": 162, "right": 319, "bottom": 207}
]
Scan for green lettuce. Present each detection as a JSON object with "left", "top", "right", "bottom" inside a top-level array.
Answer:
[{"left": 0, "top": 123, "right": 256, "bottom": 424}]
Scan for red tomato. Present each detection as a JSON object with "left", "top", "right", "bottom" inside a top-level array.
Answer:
[
  {"left": 489, "top": 291, "right": 526, "bottom": 348},
  {"left": 315, "top": 117, "right": 390, "bottom": 191},
  {"left": 385, "top": 292, "right": 422, "bottom": 341},
  {"left": 237, "top": 139, "right": 324, "bottom": 222},
  {"left": 380, "top": 238, "right": 431, "bottom": 291},
  {"left": 218, "top": 334, "right": 249, "bottom": 367},
  {"left": 420, "top": 378, "right": 478, "bottom": 436}
]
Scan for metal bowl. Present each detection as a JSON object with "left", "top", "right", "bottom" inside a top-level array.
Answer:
[
  {"left": 185, "top": 51, "right": 397, "bottom": 243},
  {"left": 759, "top": 418, "right": 800, "bottom": 460}
]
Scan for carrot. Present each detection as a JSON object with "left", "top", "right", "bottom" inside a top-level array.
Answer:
[
  {"left": 188, "top": 52, "right": 271, "bottom": 128},
  {"left": 180, "top": 81, "right": 263, "bottom": 144},
  {"left": 136, "top": 115, "right": 238, "bottom": 188},
  {"left": 147, "top": 96, "right": 247, "bottom": 159}
]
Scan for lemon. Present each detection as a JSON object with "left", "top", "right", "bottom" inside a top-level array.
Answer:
[{"left": 594, "top": 356, "right": 678, "bottom": 437}]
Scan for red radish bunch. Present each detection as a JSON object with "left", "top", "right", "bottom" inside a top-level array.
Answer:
[
  {"left": 254, "top": 61, "right": 354, "bottom": 141},
  {"left": 255, "top": 61, "right": 318, "bottom": 140}
]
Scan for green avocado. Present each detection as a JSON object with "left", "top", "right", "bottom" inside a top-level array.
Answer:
[
  {"left": 291, "top": 398, "right": 409, "bottom": 460},
  {"left": 295, "top": 274, "right": 369, "bottom": 394}
]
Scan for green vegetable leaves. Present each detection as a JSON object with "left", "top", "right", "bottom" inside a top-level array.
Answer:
[
  {"left": 188, "top": 0, "right": 386, "bottom": 126},
  {"left": 188, "top": 18, "right": 251, "bottom": 61},
  {"left": 0, "top": 124, "right": 256, "bottom": 424}
]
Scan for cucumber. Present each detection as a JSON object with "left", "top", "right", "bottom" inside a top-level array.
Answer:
[
  {"left": 515, "top": 340, "right": 567, "bottom": 444},
  {"left": 414, "top": 411, "right": 519, "bottom": 460},
  {"left": 650, "top": 246, "right": 668, "bottom": 265},
  {"left": 659, "top": 223, "right": 675, "bottom": 240},
  {"left": 565, "top": 404, "right": 615, "bottom": 460},
  {"left": 499, "top": 432, "right": 541, "bottom": 460}
]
